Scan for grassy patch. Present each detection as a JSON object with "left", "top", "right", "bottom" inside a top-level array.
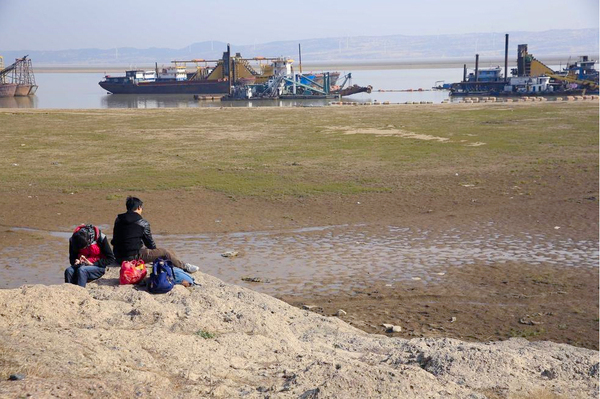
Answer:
[
  {"left": 0, "top": 103, "right": 597, "bottom": 198},
  {"left": 195, "top": 330, "right": 215, "bottom": 339}
]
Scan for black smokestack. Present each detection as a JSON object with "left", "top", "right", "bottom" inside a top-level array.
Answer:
[{"left": 504, "top": 34, "right": 509, "bottom": 81}]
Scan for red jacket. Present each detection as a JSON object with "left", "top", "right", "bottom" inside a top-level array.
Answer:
[{"left": 69, "top": 225, "right": 116, "bottom": 267}]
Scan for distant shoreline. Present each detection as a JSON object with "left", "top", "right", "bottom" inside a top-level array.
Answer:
[{"left": 34, "top": 56, "right": 582, "bottom": 73}]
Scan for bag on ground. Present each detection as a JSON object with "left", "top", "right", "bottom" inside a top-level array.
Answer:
[
  {"left": 148, "top": 258, "right": 176, "bottom": 294},
  {"left": 119, "top": 259, "right": 147, "bottom": 285}
]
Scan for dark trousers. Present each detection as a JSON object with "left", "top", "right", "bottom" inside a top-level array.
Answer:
[
  {"left": 64, "top": 265, "right": 106, "bottom": 287},
  {"left": 139, "top": 248, "right": 184, "bottom": 269}
]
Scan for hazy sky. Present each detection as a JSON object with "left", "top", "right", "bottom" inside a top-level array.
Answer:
[{"left": 0, "top": 0, "right": 598, "bottom": 51}]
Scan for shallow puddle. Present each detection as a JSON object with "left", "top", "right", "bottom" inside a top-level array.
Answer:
[{"left": 1, "top": 223, "right": 598, "bottom": 295}]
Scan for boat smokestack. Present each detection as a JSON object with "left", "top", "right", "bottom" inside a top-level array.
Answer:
[
  {"left": 298, "top": 43, "right": 303, "bottom": 74},
  {"left": 463, "top": 64, "right": 467, "bottom": 82},
  {"left": 475, "top": 54, "right": 479, "bottom": 82},
  {"left": 504, "top": 34, "right": 509, "bottom": 81},
  {"left": 226, "top": 43, "right": 232, "bottom": 94}
]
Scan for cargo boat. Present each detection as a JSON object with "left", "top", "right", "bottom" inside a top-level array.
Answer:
[
  {"left": 447, "top": 35, "right": 598, "bottom": 96},
  {"left": 100, "top": 46, "right": 340, "bottom": 95},
  {"left": 0, "top": 55, "right": 37, "bottom": 97},
  {"left": 100, "top": 72, "right": 230, "bottom": 95}
]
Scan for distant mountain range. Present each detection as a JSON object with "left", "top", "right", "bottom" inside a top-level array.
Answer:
[{"left": 1, "top": 29, "right": 598, "bottom": 67}]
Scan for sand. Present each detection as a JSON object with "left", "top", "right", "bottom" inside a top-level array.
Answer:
[{"left": 0, "top": 268, "right": 597, "bottom": 398}]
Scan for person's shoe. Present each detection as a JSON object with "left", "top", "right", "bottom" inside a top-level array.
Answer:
[{"left": 183, "top": 263, "right": 199, "bottom": 274}]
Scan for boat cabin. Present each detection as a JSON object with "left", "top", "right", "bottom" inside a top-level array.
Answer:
[
  {"left": 466, "top": 67, "right": 503, "bottom": 82},
  {"left": 504, "top": 76, "right": 551, "bottom": 93}
]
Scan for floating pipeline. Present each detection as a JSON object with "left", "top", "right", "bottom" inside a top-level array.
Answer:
[{"left": 376, "top": 88, "right": 431, "bottom": 92}]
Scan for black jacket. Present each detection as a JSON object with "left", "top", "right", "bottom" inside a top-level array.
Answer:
[
  {"left": 111, "top": 211, "right": 157, "bottom": 261},
  {"left": 69, "top": 229, "right": 115, "bottom": 268}
]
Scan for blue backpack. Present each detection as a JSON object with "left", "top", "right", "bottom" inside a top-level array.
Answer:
[{"left": 148, "top": 258, "right": 176, "bottom": 294}]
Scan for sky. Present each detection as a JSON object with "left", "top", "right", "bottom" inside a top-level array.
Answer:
[{"left": 0, "top": 0, "right": 598, "bottom": 51}]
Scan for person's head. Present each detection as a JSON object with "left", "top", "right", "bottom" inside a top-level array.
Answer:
[
  {"left": 126, "top": 196, "right": 143, "bottom": 213},
  {"left": 72, "top": 228, "right": 90, "bottom": 252}
]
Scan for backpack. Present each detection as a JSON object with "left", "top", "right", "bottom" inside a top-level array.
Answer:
[
  {"left": 73, "top": 224, "right": 100, "bottom": 244},
  {"left": 148, "top": 258, "right": 176, "bottom": 294}
]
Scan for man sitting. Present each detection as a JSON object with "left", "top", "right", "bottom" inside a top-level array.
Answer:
[
  {"left": 65, "top": 224, "right": 115, "bottom": 287},
  {"left": 111, "top": 196, "right": 199, "bottom": 274}
]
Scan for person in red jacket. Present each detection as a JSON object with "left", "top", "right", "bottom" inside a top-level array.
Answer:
[{"left": 64, "top": 224, "right": 116, "bottom": 287}]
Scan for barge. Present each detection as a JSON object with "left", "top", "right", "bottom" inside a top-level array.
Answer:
[
  {"left": 99, "top": 46, "right": 341, "bottom": 96},
  {"left": 222, "top": 68, "right": 372, "bottom": 101},
  {"left": 448, "top": 35, "right": 598, "bottom": 96},
  {"left": 0, "top": 55, "right": 37, "bottom": 97}
]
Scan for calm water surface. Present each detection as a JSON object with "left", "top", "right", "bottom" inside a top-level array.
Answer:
[{"left": 0, "top": 68, "right": 460, "bottom": 109}]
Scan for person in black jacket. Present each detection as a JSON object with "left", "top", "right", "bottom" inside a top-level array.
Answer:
[
  {"left": 111, "top": 196, "right": 199, "bottom": 273},
  {"left": 65, "top": 224, "right": 116, "bottom": 287}
]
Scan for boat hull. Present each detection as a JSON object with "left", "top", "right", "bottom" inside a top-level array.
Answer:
[
  {"left": 99, "top": 80, "right": 230, "bottom": 95},
  {"left": 14, "top": 84, "right": 32, "bottom": 96},
  {"left": 0, "top": 83, "right": 17, "bottom": 97},
  {"left": 450, "top": 89, "right": 593, "bottom": 97}
]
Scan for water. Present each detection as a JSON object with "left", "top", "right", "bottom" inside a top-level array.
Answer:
[
  {"left": 1, "top": 223, "right": 597, "bottom": 295},
  {"left": 0, "top": 67, "right": 460, "bottom": 109}
]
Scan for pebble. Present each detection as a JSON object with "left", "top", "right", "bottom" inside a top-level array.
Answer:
[
  {"left": 519, "top": 317, "right": 542, "bottom": 326},
  {"left": 9, "top": 374, "right": 25, "bottom": 381},
  {"left": 382, "top": 323, "right": 402, "bottom": 333},
  {"left": 221, "top": 251, "right": 239, "bottom": 258},
  {"left": 541, "top": 369, "right": 557, "bottom": 379},
  {"left": 450, "top": 317, "right": 457, "bottom": 323},
  {"left": 336, "top": 309, "right": 347, "bottom": 316}
]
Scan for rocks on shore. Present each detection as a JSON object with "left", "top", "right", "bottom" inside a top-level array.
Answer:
[{"left": 383, "top": 323, "right": 402, "bottom": 333}]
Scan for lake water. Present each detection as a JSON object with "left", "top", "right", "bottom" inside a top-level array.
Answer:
[{"left": 0, "top": 67, "right": 461, "bottom": 109}]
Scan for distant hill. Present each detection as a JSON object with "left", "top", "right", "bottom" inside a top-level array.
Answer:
[{"left": 1, "top": 29, "right": 598, "bottom": 67}]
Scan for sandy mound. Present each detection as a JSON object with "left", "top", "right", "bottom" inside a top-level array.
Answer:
[{"left": 0, "top": 269, "right": 597, "bottom": 399}]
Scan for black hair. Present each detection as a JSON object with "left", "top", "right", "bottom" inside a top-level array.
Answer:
[
  {"left": 72, "top": 229, "right": 90, "bottom": 252},
  {"left": 126, "top": 196, "right": 143, "bottom": 212}
]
